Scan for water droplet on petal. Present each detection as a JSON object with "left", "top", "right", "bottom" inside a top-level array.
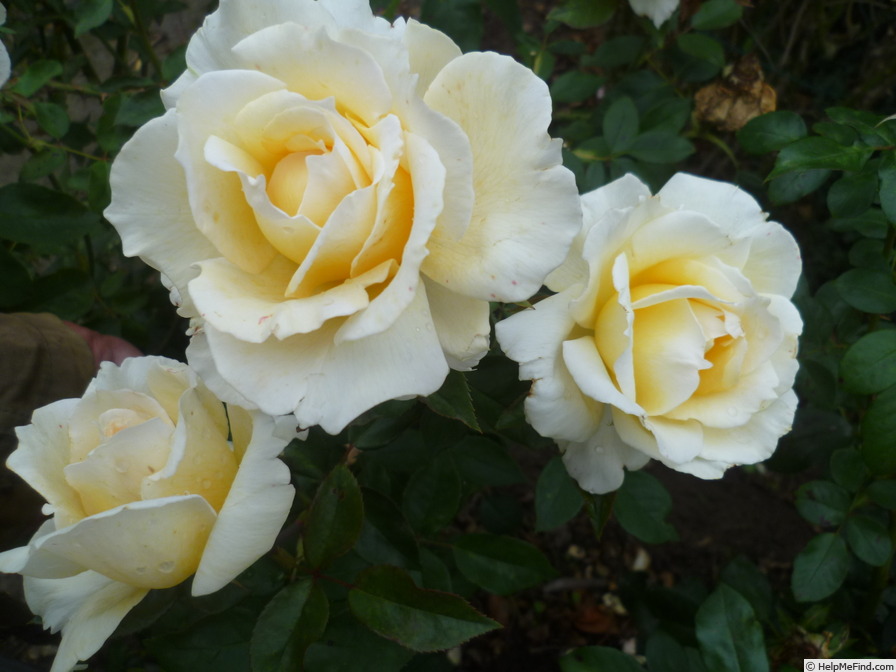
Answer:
[
  {"left": 201, "top": 479, "right": 212, "bottom": 489},
  {"left": 114, "top": 461, "right": 129, "bottom": 474},
  {"left": 157, "top": 561, "right": 175, "bottom": 574},
  {"left": 135, "top": 566, "right": 147, "bottom": 574}
]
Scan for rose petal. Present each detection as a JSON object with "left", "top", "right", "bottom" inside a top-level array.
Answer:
[
  {"left": 105, "top": 110, "right": 219, "bottom": 318},
  {"left": 24, "top": 572, "right": 148, "bottom": 672},
  {"left": 231, "top": 22, "right": 393, "bottom": 128},
  {"left": 189, "top": 256, "right": 388, "bottom": 343},
  {"left": 561, "top": 408, "right": 651, "bottom": 494},
  {"left": 546, "top": 174, "right": 651, "bottom": 293},
  {"left": 627, "top": 0, "right": 678, "bottom": 26},
  {"left": 193, "top": 411, "right": 294, "bottom": 595},
  {"left": 497, "top": 289, "right": 605, "bottom": 442},
  {"left": 141, "top": 388, "right": 237, "bottom": 513},
  {"left": 425, "top": 278, "right": 490, "bottom": 371},
  {"left": 403, "top": 19, "right": 462, "bottom": 96},
  {"left": 195, "top": 282, "right": 448, "bottom": 433},
  {"left": 174, "top": 69, "right": 285, "bottom": 272},
  {"left": 8, "top": 399, "right": 85, "bottom": 527},
  {"left": 336, "top": 130, "right": 445, "bottom": 343},
  {"left": 31, "top": 496, "right": 216, "bottom": 589},
  {"left": 698, "top": 390, "right": 798, "bottom": 466},
  {"left": 64, "top": 418, "right": 173, "bottom": 517},
  {"left": 422, "top": 52, "right": 580, "bottom": 301},
  {"left": 68, "top": 389, "right": 172, "bottom": 464},
  {"left": 562, "top": 336, "right": 644, "bottom": 418}
]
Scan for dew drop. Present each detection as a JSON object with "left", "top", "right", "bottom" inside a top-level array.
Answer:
[
  {"left": 200, "top": 479, "right": 212, "bottom": 489},
  {"left": 135, "top": 566, "right": 147, "bottom": 574},
  {"left": 114, "top": 461, "right": 129, "bottom": 474},
  {"left": 157, "top": 561, "right": 175, "bottom": 574}
]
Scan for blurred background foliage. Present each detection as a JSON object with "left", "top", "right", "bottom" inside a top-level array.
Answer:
[{"left": 2, "top": 0, "right": 896, "bottom": 670}]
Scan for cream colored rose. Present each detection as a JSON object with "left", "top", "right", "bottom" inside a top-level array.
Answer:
[
  {"left": 627, "top": 0, "right": 679, "bottom": 27},
  {"left": 105, "top": 0, "right": 580, "bottom": 434},
  {"left": 496, "top": 174, "right": 802, "bottom": 493},
  {"left": 0, "top": 356, "right": 295, "bottom": 672}
]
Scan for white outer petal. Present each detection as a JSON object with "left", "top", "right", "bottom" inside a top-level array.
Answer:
[
  {"left": 425, "top": 277, "right": 490, "bottom": 371},
  {"left": 560, "top": 407, "right": 651, "bottom": 494},
  {"left": 422, "top": 52, "right": 580, "bottom": 301},
  {"left": 9, "top": 399, "right": 85, "bottom": 527},
  {"left": 193, "top": 411, "right": 294, "bottom": 595},
  {"left": 194, "top": 282, "right": 449, "bottom": 433},
  {"left": 24, "top": 572, "right": 148, "bottom": 672},
  {"left": 105, "top": 110, "right": 217, "bottom": 318},
  {"left": 627, "top": 0, "right": 679, "bottom": 26},
  {"left": 496, "top": 289, "right": 604, "bottom": 443}
]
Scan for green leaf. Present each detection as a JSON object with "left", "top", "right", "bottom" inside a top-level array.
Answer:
[
  {"left": 19, "top": 148, "right": 66, "bottom": 182},
  {"left": 303, "top": 464, "right": 364, "bottom": 569},
  {"left": 795, "top": 480, "right": 850, "bottom": 527},
  {"left": 452, "top": 533, "right": 557, "bottom": 595},
  {"left": 251, "top": 579, "right": 329, "bottom": 672},
  {"left": 356, "top": 488, "right": 420, "bottom": 570},
  {"left": 868, "top": 480, "right": 896, "bottom": 509},
  {"left": 719, "top": 556, "right": 774, "bottom": 623},
  {"left": 690, "top": 0, "right": 743, "bottom": 29},
  {"left": 587, "top": 36, "right": 645, "bottom": 69},
  {"left": 147, "top": 605, "right": 255, "bottom": 672},
  {"left": 559, "top": 646, "right": 645, "bottom": 672},
  {"left": 861, "top": 385, "right": 896, "bottom": 475},
  {"left": 676, "top": 34, "right": 725, "bottom": 70},
  {"left": 614, "top": 471, "right": 677, "bottom": 544},
  {"left": 348, "top": 565, "right": 499, "bottom": 652},
  {"left": 830, "top": 448, "right": 868, "bottom": 492},
  {"left": 12, "top": 60, "right": 63, "bottom": 96},
  {"left": 603, "top": 97, "right": 639, "bottom": 153},
  {"left": 0, "top": 183, "right": 100, "bottom": 246},
  {"left": 0, "top": 246, "right": 32, "bottom": 308},
  {"left": 841, "top": 329, "right": 896, "bottom": 394},
  {"left": 844, "top": 514, "right": 892, "bottom": 567},
  {"left": 646, "top": 631, "right": 708, "bottom": 672},
  {"left": 449, "top": 436, "right": 525, "bottom": 488},
  {"left": 737, "top": 111, "right": 807, "bottom": 154},
  {"left": 826, "top": 170, "right": 878, "bottom": 218},
  {"left": 835, "top": 268, "right": 896, "bottom": 314},
  {"left": 423, "top": 370, "right": 480, "bottom": 431},
  {"left": 627, "top": 131, "right": 694, "bottom": 164},
  {"left": 73, "top": 0, "right": 113, "bottom": 36},
  {"left": 304, "top": 613, "right": 414, "bottom": 672},
  {"left": 551, "top": 71, "right": 604, "bottom": 104},
  {"left": 549, "top": 0, "right": 618, "bottom": 28},
  {"left": 419, "top": 0, "right": 483, "bottom": 52},
  {"left": 879, "top": 154, "right": 896, "bottom": 224},
  {"left": 768, "top": 169, "right": 830, "bottom": 205},
  {"left": 535, "top": 455, "right": 583, "bottom": 532},
  {"left": 403, "top": 453, "right": 461, "bottom": 535},
  {"left": 769, "top": 137, "right": 873, "bottom": 178},
  {"left": 88, "top": 161, "right": 112, "bottom": 212},
  {"left": 791, "top": 533, "right": 850, "bottom": 602},
  {"left": 695, "top": 584, "right": 769, "bottom": 672},
  {"left": 34, "top": 102, "right": 70, "bottom": 139},
  {"left": 116, "top": 89, "right": 165, "bottom": 127}
]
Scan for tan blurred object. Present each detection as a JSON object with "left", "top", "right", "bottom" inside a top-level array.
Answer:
[
  {"left": 0, "top": 313, "right": 95, "bottom": 551},
  {"left": 695, "top": 54, "right": 776, "bottom": 131}
]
